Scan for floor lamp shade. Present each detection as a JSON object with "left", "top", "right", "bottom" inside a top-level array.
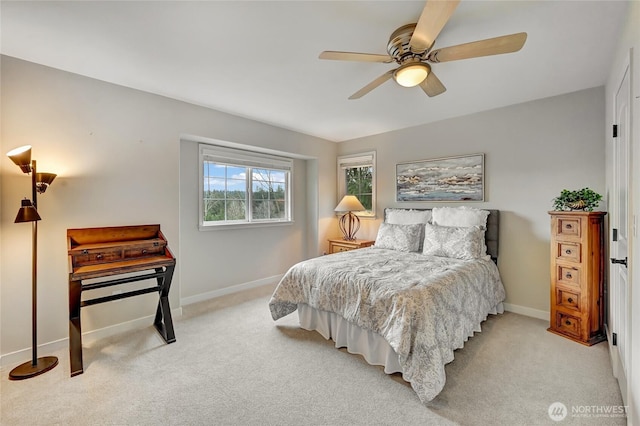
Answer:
[
  {"left": 15, "top": 199, "right": 41, "bottom": 223},
  {"left": 334, "top": 195, "right": 365, "bottom": 241},
  {"left": 7, "top": 145, "right": 33, "bottom": 174},
  {"left": 36, "top": 173, "right": 57, "bottom": 194}
]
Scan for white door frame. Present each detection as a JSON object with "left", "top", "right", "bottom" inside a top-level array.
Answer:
[{"left": 608, "top": 48, "right": 636, "bottom": 422}]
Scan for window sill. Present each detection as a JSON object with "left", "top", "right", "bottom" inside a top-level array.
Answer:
[{"left": 199, "top": 220, "right": 294, "bottom": 231}]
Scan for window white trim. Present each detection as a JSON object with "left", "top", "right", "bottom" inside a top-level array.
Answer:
[
  {"left": 201, "top": 145, "right": 293, "bottom": 171},
  {"left": 199, "top": 143, "right": 293, "bottom": 229},
  {"left": 337, "top": 151, "right": 376, "bottom": 218}
]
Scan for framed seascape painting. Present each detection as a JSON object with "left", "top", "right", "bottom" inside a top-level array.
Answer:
[{"left": 396, "top": 153, "right": 484, "bottom": 202}]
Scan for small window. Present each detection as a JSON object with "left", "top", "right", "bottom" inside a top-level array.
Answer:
[
  {"left": 200, "top": 144, "right": 293, "bottom": 228},
  {"left": 337, "top": 151, "right": 376, "bottom": 217}
]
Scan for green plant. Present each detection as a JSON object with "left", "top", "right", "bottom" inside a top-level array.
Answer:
[{"left": 552, "top": 188, "right": 603, "bottom": 211}]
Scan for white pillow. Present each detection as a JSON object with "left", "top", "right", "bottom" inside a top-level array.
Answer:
[
  {"left": 385, "top": 209, "right": 432, "bottom": 225},
  {"left": 422, "top": 223, "right": 486, "bottom": 260},
  {"left": 373, "top": 223, "right": 423, "bottom": 252},
  {"left": 431, "top": 206, "right": 489, "bottom": 228}
]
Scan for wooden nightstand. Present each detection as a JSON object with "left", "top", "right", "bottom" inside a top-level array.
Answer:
[{"left": 328, "top": 238, "right": 375, "bottom": 254}]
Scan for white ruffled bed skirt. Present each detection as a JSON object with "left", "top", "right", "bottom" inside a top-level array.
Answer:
[{"left": 297, "top": 302, "right": 504, "bottom": 376}]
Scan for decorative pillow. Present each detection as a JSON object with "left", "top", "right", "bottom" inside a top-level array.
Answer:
[
  {"left": 385, "top": 209, "right": 432, "bottom": 225},
  {"left": 422, "top": 223, "right": 486, "bottom": 260},
  {"left": 385, "top": 209, "right": 431, "bottom": 251},
  {"left": 431, "top": 206, "right": 489, "bottom": 229},
  {"left": 373, "top": 223, "right": 423, "bottom": 252}
]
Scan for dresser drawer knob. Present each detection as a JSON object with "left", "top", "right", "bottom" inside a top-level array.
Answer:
[
  {"left": 96, "top": 254, "right": 103, "bottom": 260},
  {"left": 565, "top": 320, "right": 572, "bottom": 326},
  {"left": 567, "top": 297, "right": 574, "bottom": 303},
  {"left": 142, "top": 249, "right": 148, "bottom": 254},
  {"left": 565, "top": 224, "right": 572, "bottom": 229},
  {"left": 565, "top": 249, "right": 572, "bottom": 255},
  {"left": 565, "top": 272, "right": 572, "bottom": 279}
]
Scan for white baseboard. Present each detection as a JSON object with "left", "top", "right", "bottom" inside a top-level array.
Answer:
[
  {"left": 503, "top": 303, "right": 549, "bottom": 321},
  {"left": 180, "top": 274, "right": 283, "bottom": 306},
  {"left": 0, "top": 307, "right": 182, "bottom": 369}
]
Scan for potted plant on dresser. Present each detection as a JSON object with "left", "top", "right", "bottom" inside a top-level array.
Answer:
[
  {"left": 552, "top": 187, "right": 603, "bottom": 212},
  {"left": 548, "top": 188, "right": 606, "bottom": 345}
]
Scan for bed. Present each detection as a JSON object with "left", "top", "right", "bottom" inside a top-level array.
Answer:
[{"left": 269, "top": 207, "right": 505, "bottom": 403}]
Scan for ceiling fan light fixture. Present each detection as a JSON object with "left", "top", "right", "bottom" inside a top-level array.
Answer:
[{"left": 394, "top": 63, "right": 430, "bottom": 87}]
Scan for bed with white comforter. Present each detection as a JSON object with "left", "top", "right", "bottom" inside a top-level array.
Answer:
[{"left": 269, "top": 207, "right": 505, "bottom": 403}]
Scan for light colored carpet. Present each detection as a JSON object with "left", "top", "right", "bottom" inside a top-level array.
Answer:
[{"left": 0, "top": 284, "right": 625, "bottom": 425}]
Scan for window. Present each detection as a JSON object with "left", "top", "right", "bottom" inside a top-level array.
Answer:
[
  {"left": 337, "top": 151, "right": 376, "bottom": 217},
  {"left": 200, "top": 144, "right": 293, "bottom": 228}
]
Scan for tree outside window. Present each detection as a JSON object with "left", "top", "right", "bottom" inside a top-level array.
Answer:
[{"left": 345, "top": 166, "right": 373, "bottom": 211}]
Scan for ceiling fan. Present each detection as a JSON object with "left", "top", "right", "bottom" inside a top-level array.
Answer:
[{"left": 319, "top": 0, "right": 527, "bottom": 99}]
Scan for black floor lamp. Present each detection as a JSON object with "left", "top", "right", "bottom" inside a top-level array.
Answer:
[{"left": 6, "top": 145, "right": 58, "bottom": 380}]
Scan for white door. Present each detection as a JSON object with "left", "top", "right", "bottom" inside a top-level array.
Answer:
[{"left": 610, "top": 63, "right": 630, "bottom": 404}]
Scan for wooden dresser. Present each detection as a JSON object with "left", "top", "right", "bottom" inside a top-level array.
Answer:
[
  {"left": 548, "top": 211, "right": 606, "bottom": 345},
  {"left": 328, "top": 238, "right": 375, "bottom": 254}
]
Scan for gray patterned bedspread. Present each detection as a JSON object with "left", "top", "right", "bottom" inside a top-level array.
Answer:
[{"left": 269, "top": 247, "right": 505, "bottom": 403}]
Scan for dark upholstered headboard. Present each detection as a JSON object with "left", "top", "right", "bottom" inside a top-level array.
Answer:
[{"left": 383, "top": 208, "right": 500, "bottom": 263}]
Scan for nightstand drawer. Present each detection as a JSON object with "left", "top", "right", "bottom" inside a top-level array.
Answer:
[
  {"left": 555, "top": 312, "right": 582, "bottom": 338},
  {"left": 328, "top": 239, "right": 375, "bottom": 254},
  {"left": 331, "top": 243, "right": 354, "bottom": 253},
  {"left": 556, "top": 242, "right": 581, "bottom": 263},
  {"left": 556, "top": 287, "right": 581, "bottom": 311},
  {"left": 556, "top": 265, "right": 581, "bottom": 287}
]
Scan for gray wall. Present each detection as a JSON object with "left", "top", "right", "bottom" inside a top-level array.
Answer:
[
  {"left": 0, "top": 56, "right": 337, "bottom": 359},
  {"left": 338, "top": 87, "right": 606, "bottom": 316}
]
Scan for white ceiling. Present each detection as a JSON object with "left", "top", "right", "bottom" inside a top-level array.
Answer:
[{"left": 0, "top": 1, "right": 629, "bottom": 142}]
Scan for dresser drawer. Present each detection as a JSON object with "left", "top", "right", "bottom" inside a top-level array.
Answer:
[
  {"left": 555, "top": 312, "right": 582, "bottom": 338},
  {"left": 556, "top": 216, "right": 582, "bottom": 238},
  {"left": 556, "top": 242, "right": 581, "bottom": 263},
  {"left": 556, "top": 287, "right": 581, "bottom": 311},
  {"left": 556, "top": 265, "right": 581, "bottom": 287}
]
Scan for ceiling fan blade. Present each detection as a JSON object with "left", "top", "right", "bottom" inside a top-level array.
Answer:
[
  {"left": 427, "top": 32, "right": 527, "bottom": 63},
  {"left": 410, "top": 0, "right": 460, "bottom": 53},
  {"left": 349, "top": 70, "right": 395, "bottom": 100},
  {"left": 420, "top": 71, "right": 446, "bottom": 97},
  {"left": 319, "top": 51, "right": 393, "bottom": 63}
]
